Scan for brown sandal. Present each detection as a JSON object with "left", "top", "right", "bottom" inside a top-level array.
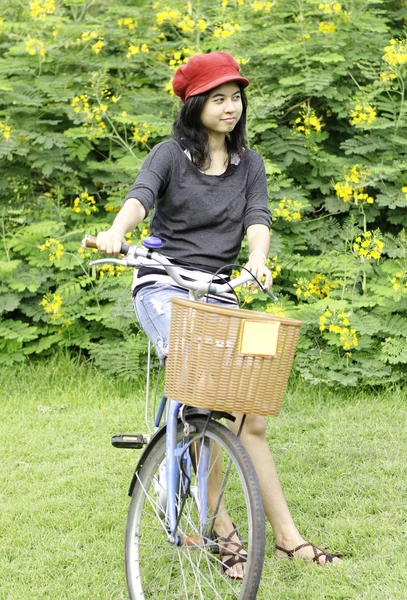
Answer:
[
  {"left": 276, "top": 542, "right": 339, "bottom": 565},
  {"left": 213, "top": 527, "right": 247, "bottom": 580}
]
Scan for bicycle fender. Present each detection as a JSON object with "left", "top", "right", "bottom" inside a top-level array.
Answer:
[
  {"left": 127, "top": 410, "right": 235, "bottom": 497},
  {"left": 184, "top": 407, "right": 236, "bottom": 423},
  {"left": 128, "top": 424, "right": 167, "bottom": 497}
]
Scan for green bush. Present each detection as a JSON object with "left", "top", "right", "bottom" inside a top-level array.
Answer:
[{"left": 1, "top": 0, "right": 406, "bottom": 385}]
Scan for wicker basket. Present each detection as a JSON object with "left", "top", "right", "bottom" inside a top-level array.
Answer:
[{"left": 165, "top": 298, "right": 303, "bottom": 416}]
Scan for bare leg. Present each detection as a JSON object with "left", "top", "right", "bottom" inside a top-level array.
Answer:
[
  {"left": 229, "top": 414, "right": 341, "bottom": 565},
  {"left": 205, "top": 440, "right": 247, "bottom": 578}
]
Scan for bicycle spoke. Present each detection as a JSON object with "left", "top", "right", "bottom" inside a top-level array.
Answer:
[
  {"left": 126, "top": 418, "right": 264, "bottom": 599},
  {"left": 178, "top": 543, "right": 226, "bottom": 600}
]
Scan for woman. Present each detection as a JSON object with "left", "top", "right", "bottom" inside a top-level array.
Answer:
[{"left": 97, "top": 51, "right": 340, "bottom": 577}]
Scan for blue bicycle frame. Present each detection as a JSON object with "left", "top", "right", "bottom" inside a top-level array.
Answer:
[{"left": 165, "top": 400, "right": 211, "bottom": 545}]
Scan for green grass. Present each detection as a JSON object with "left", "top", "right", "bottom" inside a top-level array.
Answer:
[{"left": 1, "top": 353, "right": 406, "bottom": 599}]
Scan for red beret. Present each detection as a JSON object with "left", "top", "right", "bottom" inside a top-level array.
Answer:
[{"left": 172, "top": 52, "right": 250, "bottom": 103}]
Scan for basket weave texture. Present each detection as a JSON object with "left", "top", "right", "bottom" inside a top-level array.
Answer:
[{"left": 165, "top": 298, "right": 302, "bottom": 416}]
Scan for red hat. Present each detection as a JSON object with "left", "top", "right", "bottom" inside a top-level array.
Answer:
[{"left": 172, "top": 52, "right": 250, "bottom": 103}]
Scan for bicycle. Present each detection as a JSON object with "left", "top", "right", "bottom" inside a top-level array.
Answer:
[{"left": 82, "top": 234, "right": 302, "bottom": 600}]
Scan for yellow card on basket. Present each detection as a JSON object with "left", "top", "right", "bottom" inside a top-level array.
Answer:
[{"left": 239, "top": 320, "right": 280, "bottom": 357}]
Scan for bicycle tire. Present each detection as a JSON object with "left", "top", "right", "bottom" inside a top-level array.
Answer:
[{"left": 125, "top": 416, "right": 265, "bottom": 600}]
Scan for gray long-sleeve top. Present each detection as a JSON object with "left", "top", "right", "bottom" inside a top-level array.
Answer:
[{"left": 124, "top": 138, "right": 271, "bottom": 272}]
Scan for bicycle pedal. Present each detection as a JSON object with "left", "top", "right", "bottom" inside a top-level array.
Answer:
[
  {"left": 111, "top": 434, "right": 147, "bottom": 449},
  {"left": 207, "top": 532, "right": 220, "bottom": 554}
]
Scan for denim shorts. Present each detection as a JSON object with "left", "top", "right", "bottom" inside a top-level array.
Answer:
[{"left": 133, "top": 284, "right": 236, "bottom": 360}]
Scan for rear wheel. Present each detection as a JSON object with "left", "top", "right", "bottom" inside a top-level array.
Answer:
[{"left": 125, "top": 416, "right": 265, "bottom": 599}]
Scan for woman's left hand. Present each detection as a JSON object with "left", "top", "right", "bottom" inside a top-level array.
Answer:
[{"left": 245, "top": 252, "right": 273, "bottom": 290}]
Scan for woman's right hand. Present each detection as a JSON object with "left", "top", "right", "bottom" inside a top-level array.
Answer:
[{"left": 96, "top": 228, "right": 125, "bottom": 254}]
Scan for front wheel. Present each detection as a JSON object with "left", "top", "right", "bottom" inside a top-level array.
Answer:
[{"left": 125, "top": 416, "right": 265, "bottom": 599}]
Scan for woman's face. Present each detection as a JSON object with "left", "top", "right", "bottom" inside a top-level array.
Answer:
[{"left": 200, "top": 82, "right": 243, "bottom": 136}]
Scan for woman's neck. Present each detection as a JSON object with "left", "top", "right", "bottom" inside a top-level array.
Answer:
[
  {"left": 207, "top": 131, "right": 227, "bottom": 154},
  {"left": 201, "top": 134, "right": 229, "bottom": 176}
]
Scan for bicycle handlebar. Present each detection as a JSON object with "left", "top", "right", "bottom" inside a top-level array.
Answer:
[
  {"left": 82, "top": 234, "right": 131, "bottom": 256},
  {"left": 82, "top": 235, "right": 276, "bottom": 299}
]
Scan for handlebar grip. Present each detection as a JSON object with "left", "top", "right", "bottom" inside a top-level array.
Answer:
[
  {"left": 81, "top": 235, "right": 131, "bottom": 255},
  {"left": 82, "top": 235, "right": 98, "bottom": 249}
]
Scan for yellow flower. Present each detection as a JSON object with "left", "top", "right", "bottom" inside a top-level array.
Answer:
[
  {"left": 296, "top": 274, "right": 338, "bottom": 300},
  {"left": 273, "top": 198, "right": 304, "bottom": 221},
  {"left": 40, "top": 238, "right": 64, "bottom": 262},
  {"left": 294, "top": 107, "right": 322, "bottom": 135},
  {"left": 132, "top": 122, "right": 151, "bottom": 146},
  {"left": 71, "top": 94, "right": 109, "bottom": 140},
  {"left": 319, "top": 309, "right": 358, "bottom": 349},
  {"left": 30, "top": 0, "right": 55, "bottom": 20},
  {"left": 140, "top": 227, "right": 149, "bottom": 240},
  {"left": 98, "top": 264, "right": 125, "bottom": 279},
  {"left": 78, "top": 246, "right": 98, "bottom": 259},
  {"left": 168, "top": 48, "right": 195, "bottom": 71},
  {"left": 319, "top": 2, "right": 340, "bottom": 13},
  {"left": 92, "top": 39, "right": 104, "bottom": 55},
  {"left": 72, "top": 191, "right": 98, "bottom": 215},
  {"left": 41, "top": 293, "right": 63, "bottom": 319},
  {"left": 77, "top": 31, "right": 98, "bottom": 44},
  {"left": 265, "top": 304, "right": 285, "bottom": 317},
  {"left": 213, "top": 22, "right": 240, "bottom": 40},
  {"left": 178, "top": 15, "right": 195, "bottom": 34},
  {"left": 117, "top": 17, "right": 138, "bottom": 30},
  {"left": 334, "top": 165, "right": 373, "bottom": 204},
  {"left": 350, "top": 104, "right": 377, "bottom": 126},
  {"left": 265, "top": 256, "right": 282, "bottom": 279},
  {"left": 25, "top": 38, "right": 46, "bottom": 59},
  {"left": 353, "top": 230, "right": 384, "bottom": 261},
  {"left": 383, "top": 38, "right": 407, "bottom": 68},
  {"left": 52, "top": 23, "right": 62, "bottom": 38},
  {"left": 126, "top": 44, "right": 140, "bottom": 58},
  {"left": 165, "top": 78, "right": 175, "bottom": 95},
  {"left": 391, "top": 271, "right": 407, "bottom": 293},
  {"left": 156, "top": 8, "right": 182, "bottom": 26},
  {"left": 319, "top": 21, "right": 336, "bottom": 34},
  {"left": 0, "top": 122, "right": 12, "bottom": 141}
]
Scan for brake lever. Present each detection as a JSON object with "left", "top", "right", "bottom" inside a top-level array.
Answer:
[{"left": 265, "top": 289, "right": 278, "bottom": 302}]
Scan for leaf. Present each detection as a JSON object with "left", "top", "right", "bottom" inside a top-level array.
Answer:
[
  {"left": 0, "top": 293, "right": 21, "bottom": 314},
  {"left": 0, "top": 320, "right": 39, "bottom": 342},
  {"left": 310, "top": 53, "right": 346, "bottom": 64},
  {"left": 263, "top": 159, "right": 281, "bottom": 175},
  {"left": 7, "top": 268, "right": 49, "bottom": 293},
  {"left": 375, "top": 193, "right": 407, "bottom": 210},
  {"left": 381, "top": 337, "right": 407, "bottom": 364},
  {"left": 350, "top": 311, "right": 382, "bottom": 335},
  {"left": 0, "top": 260, "right": 21, "bottom": 276},
  {"left": 340, "top": 137, "right": 386, "bottom": 156},
  {"left": 0, "top": 140, "right": 18, "bottom": 160},
  {"left": 88, "top": 334, "right": 151, "bottom": 380},
  {"left": 24, "top": 333, "right": 62, "bottom": 354},
  {"left": 64, "top": 138, "right": 92, "bottom": 161},
  {"left": 379, "top": 314, "right": 407, "bottom": 338}
]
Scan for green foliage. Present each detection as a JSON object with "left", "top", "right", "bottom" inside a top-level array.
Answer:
[{"left": 0, "top": 0, "right": 406, "bottom": 385}]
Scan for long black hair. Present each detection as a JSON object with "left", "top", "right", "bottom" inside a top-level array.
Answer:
[{"left": 172, "top": 83, "right": 248, "bottom": 169}]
